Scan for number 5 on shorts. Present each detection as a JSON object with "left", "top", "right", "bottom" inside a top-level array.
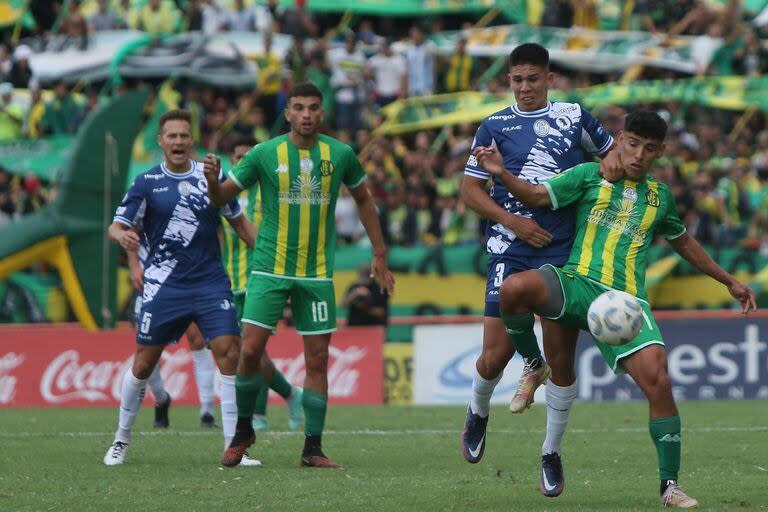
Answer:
[
  {"left": 140, "top": 312, "right": 152, "bottom": 334},
  {"left": 311, "top": 301, "right": 328, "bottom": 323}
]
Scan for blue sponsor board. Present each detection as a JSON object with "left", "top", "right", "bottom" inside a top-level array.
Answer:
[{"left": 577, "top": 317, "right": 768, "bottom": 401}]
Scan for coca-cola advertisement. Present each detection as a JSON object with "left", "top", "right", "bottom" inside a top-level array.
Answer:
[{"left": 0, "top": 324, "right": 384, "bottom": 407}]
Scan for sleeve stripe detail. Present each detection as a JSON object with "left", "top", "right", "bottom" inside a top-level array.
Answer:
[
  {"left": 113, "top": 216, "right": 134, "bottom": 227},
  {"left": 664, "top": 227, "right": 687, "bottom": 240},
  {"left": 464, "top": 169, "right": 489, "bottom": 179},
  {"left": 542, "top": 181, "right": 559, "bottom": 210},
  {"left": 228, "top": 171, "right": 245, "bottom": 190},
  {"left": 597, "top": 135, "right": 614, "bottom": 156},
  {"left": 223, "top": 209, "right": 243, "bottom": 220},
  {"left": 348, "top": 174, "right": 368, "bottom": 189}
]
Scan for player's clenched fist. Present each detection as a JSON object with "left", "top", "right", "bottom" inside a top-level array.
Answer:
[
  {"left": 203, "top": 153, "right": 221, "bottom": 183},
  {"left": 118, "top": 230, "right": 140, "bottom": 251}
]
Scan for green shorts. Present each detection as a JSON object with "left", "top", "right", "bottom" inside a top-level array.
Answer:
[
  {"left": 242, "top": 272, "right": 337, "bottom": 335},
  {"left": 542, "top": 264, "right": 664, "bottom": 373},
  {"left": 233, "top": 290, "right": 246, "bottom": 322}
]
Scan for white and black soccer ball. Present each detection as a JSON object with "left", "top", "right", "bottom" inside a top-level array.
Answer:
[{"left": 587, "top": 290, "right": 643, "bottom": 346}]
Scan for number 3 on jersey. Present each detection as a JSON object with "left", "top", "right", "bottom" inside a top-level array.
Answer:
[{"left": 311, "top": 301, "right": 328, "bottom": 323}]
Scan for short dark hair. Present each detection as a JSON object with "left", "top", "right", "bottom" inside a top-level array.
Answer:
[
  {"left": 287, "top": 82, "right": 323, "bottom": 103},
  {"left": 158, "top": 109, "right": 192, "bottom": 131},
  {"left": 509, "top": 43, "right": 549, "bottom": 68},
  {"left": 624, "top": 110, "right": 667, "bottom": 142},
  {"left": 232, "top": 136, "right": 258, "bottom": 149}
]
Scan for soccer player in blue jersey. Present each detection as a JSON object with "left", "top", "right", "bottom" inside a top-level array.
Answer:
[
  {"left": 103, "top": 110, "right": 257, "bottom": 466},
  {"left": 460, "top": 43, "right": 620, "bottom": 493}
]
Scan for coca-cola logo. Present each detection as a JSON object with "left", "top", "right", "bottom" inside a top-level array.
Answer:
[
  {"left": 0, "top": 352, "right": 25, "bottom": 404},
  {"left": 40, "top": 349, "right": 194, "bottom": 404},
  {"left": 273, "top": 345, "right": 366, "bottom": 398}
]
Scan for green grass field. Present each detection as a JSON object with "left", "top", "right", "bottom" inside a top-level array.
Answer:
[{"left": 1, "top": 401, "right": 766, "bottom": 511}]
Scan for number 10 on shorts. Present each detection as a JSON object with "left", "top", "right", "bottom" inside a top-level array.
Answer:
[{"left": 311, "top": 301, "right": 328, "bottom": 323}]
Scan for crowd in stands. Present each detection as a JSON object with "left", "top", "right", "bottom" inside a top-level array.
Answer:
[{"left": 0, "top": 0, "right": 767, "bottom": 253}]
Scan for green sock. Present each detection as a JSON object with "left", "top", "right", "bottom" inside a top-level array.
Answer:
[
  {"left": 235, "top": 373, "right": 263, "bottom": 419},
  {"left": 649, "top": 416, "right": 681, "bottom": 481},
  {"left": 302, "top": 389, "right": 328, "bottom": 436},
  {"left": 252, "top": 385, "right": 269, "bottom": 416},
  {"left": 501, "top": 312, "right": 542, "bottom": 361},
  {"left": 270, "top": 369, "right": 293, "bottom": 399}
]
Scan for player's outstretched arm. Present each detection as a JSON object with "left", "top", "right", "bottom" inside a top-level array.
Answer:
[
  {"left": 226, "top": 214, "right": 257, "bottom": 249},
  {"left": 203, "top": 153, "right": 242, "bottom": 207},
  {"left": 460, "top": 175, "right": 552, "bottom": 248},
  {"left": 668, "top": 232, "right": 757, "bottom": 313},
  {"left": 348, "top": 183, "right": 395, "bottom": 294},
  {"left": 474, "top": 147, "right": 551, "bottom": 209}
]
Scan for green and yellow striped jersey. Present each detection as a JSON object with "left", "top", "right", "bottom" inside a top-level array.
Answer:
[
  {"left": 228, "top": 134, "right": 367, "bottom": 279},
  {"left": 220, "top": 188, "right": 262, "bottom": 293},
  {"left": 543, "top": 163, "right": 686, "bottom": 300}
]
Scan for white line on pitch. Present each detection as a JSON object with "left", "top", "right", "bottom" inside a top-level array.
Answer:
[{"left": 0, "top": 426, "right": 766, "bottom": 438}]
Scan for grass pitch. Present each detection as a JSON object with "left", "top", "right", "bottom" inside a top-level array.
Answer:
[{"left": 1, "top": 401, "right": 766, "bottom": 511}]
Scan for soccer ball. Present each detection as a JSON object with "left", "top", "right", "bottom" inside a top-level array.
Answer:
[{"left": 587, "top": 290, "right": 643, "bottom": 346}]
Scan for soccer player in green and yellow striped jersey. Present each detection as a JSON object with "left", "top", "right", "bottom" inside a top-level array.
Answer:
[
  {"left": 220, "top": 138, "right": 303, "bottom": 435},
  {"left": 475, "top": 111, "right": 756, "bottom": 508},
  {"left": 205, "top": 82, "right": 394, "bottom": 469}
]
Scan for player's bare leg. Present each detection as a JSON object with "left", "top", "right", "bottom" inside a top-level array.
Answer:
[
  {"left": 221, "top": 324, "right": 271, "bottom": 467},
  {"left": 300, "top": 333, "right": 340, "bottom": 468},
  {"left": 539, "top": 318, "right": 579, "bottom": 498},
  {"left": 624, "top": 346, "right": 697, "bottom": 509},
  {"left": 462, "top": 317, "right": 514, "bottom": 463},
  {"left": 500, "top": 271, "right": 552, "bottom": 413},
  {"left": 104, "top": 344, "right": 165, "bottom": 465},
  {"left": 185, "top": 323, "right": 217, "bottom": 428}
]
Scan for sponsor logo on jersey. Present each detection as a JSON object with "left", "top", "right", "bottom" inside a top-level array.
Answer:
[
  {"left": 599, "top": 179, "right": 615, "bottom": 189},
  {"left": 467, "top": 154, "right": 478, "bottom": 167},
  {"left": 533, "top": 119, "right": 550, "bottom": 137},
  {"left": 278, "top": 174, "right": 331, "bottom": 205},
  {"left": 300, "top": 157, "right": 314, "bottom": 174},
  {"left": 488, "top": 114, "right": 516, "bottom": 121},
  {"left": 502, "top": 125, "right": 522, "bottom": 132},
  {"left": 144, "top": 173, "right": 164, "bottom": 180},
  {"left": 152, "top": 187, "right": 169, "bottom": 193},
  {"left": 320, "top": 160, "right": 334, "bottom": 176},
  {"left": 552, "top": 105, "right": 578, "bottom": 117},
  {"left": 646, "top": 189, "right": 660, "bottom": 207},
  {"left": 115, "top": 206, "right": 127, "bottom": 216}
]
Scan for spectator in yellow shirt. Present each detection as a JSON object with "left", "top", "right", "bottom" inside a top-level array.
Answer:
[
  {"left": 254, "top": 33, "right": 283, "bottom": 128},
  {"left": 0, "top": 83, "right": 24, "bottom": 141},
  {"left": 134, "top": 0, "right": 181, "bottom": 37}
]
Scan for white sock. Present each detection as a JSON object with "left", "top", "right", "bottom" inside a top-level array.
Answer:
[
  {"left": 146, "top": 363, "right": 169, "bottom": 404},
  {"left": 219, "top": 374, "right": 237, "bottom": 449},
  {"left": 470, "top": 364, "right": 503, "bottom": 418},
  {"left": 542, "top": 380, "right": 577, "bottom": 456},
  {"left": 116, "top": 369, "right": 147, "bottom": 444},
  {"left": 192, "top": 348, "right": 216, "bottom": 416}
]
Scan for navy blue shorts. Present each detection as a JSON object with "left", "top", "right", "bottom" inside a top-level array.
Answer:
[
  {"left": 136, "top": 287, "right": 240, "bottom": 345},
  {"left": 484, "top": 253, "right": 568, "bottom": 317}
]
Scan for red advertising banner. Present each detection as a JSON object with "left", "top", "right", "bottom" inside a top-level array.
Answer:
[{"left": 0, "top": 324, "right": 384, "bottom": 407}]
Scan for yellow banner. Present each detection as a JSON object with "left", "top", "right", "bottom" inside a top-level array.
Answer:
[{"left": 383, "top": 343, "right": 413, "bottom": 405}]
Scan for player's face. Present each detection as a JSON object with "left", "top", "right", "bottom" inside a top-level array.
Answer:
[
  {"left": 231, "top": 144, "right": 252, "bottom": 165},
  {"left": 508, "top": 64, "right": 553, "bottom": 112},
  {"left": 158, "top": 120, "right": 193, "bottom": 167},
  {"left": 285, "top": 96, "right": 323, "bottom": 137},
  {"left": 618, "top": 131, "right": 665, "bottom": 180}
]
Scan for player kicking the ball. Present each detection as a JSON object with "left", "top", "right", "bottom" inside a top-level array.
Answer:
[
  {"left": 206, "top": 82, "right": 394, "bottom": 468},
  {"left": 476, "top": 110, "right": 756, "bottom": 508}
]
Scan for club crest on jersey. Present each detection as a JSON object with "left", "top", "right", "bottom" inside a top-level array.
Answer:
[
  {"left": 177, "top": 181, "right": 196, "bottom": 197},
  {"left": 300, "top": 157, "right": 314, "bottom": 174},
  {"left": 646, "top": 189, "right": 660, "bottom": 207},
  {"left": 320, "top": 160, "right": 334, "bottom": 176},
  {"left": 622, "top": 186, "right": 637, "bottom": 203},
  {"left": 533, "top": 119, "right": 550, "bottom": 137}
]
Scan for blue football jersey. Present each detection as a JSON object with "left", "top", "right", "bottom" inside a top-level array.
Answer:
[
  {"left": 464, "top": 101, "right": 613, "bottom": 259},
  {"left": 114, "top": 161, "right": 241, "bottom": 303}
]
